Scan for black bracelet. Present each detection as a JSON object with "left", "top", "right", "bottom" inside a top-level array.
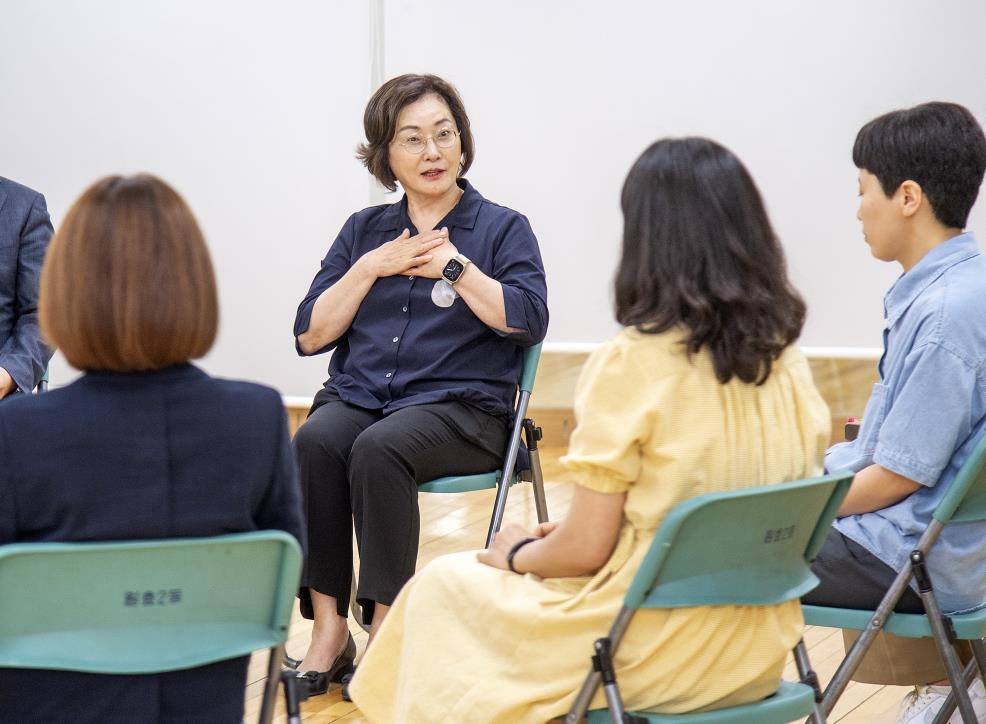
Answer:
[{"left": 506, "top": 536, "right": 538, "bottom": 574}]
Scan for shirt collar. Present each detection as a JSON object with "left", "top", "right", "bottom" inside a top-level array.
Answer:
[
  {"left": 366, "top": 178, "right": 483, "bottom": 232},
  {"left": 82, "top": 362, "right": 207, "bottom": 383},
  {"left": 884, "top": 232, "right": 981, "bottom": 327}
]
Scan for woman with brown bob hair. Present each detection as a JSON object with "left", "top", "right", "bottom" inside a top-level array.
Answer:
[
  {"left": 0, "top": 174, "right": 305, "bottom": 724},
  {"left": 347, "top": 138, "right": 829, "bottom": 721},
  {"left": 289, "top": 73, "right": 547, "bottom": 698}
]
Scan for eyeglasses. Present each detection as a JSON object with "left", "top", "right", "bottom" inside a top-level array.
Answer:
[{"left": 393, "top": 127, "right": 460, "bottom": 155}]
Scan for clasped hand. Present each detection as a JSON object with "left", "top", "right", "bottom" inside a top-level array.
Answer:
[
  {"left": 364, "top": 227, "right": 457, "bottom": 279},
  {"left": 477, "top": 521, "right": 559, "bottom": 571}
]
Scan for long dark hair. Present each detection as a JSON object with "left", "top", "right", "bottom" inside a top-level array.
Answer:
[{"left": 615, "top": 137, "right": 805, "bottom": 384}]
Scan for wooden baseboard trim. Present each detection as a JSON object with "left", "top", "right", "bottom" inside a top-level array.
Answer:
[
  {"left": 284, "top": 402, "right": 574, "bottom": 447},
  {"left": 527, "top": 407, "right": 576, "bottom": 448},
  {"left": 286, "top": 402, "right": 846, "bottom": 448}
]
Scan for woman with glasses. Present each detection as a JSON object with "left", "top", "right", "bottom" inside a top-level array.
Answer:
[
  {"left": 289, "top": 73, "right": 548, "bottom": 698},
  {"left": 347, "top": 138, "right": 830, "bottom": 722}
]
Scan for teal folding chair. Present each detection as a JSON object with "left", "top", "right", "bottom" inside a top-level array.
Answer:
[
  {"left": 566, "top": 471, "right": 855, "bottom": 724},
  {"left": 34, "top": 365, "right": 49, "bottom": 393},
  {"left": 347, "top": 343, "right": 550, "bottom": 633},
  {"left": 418, "top": 341, "right": 549, "bottom": 547},
  {"left": 802, "top": 431, "right": 986, "bottom": 724},
  {"left": 0, "top": 530, "right": 302, "bottom": 724}
]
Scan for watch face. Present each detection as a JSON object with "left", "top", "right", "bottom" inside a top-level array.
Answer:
[{"left": 442, "top": 258, "right": 465, "bottom": 283}]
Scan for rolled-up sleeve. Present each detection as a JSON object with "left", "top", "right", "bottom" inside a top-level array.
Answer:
[
  {"left": 875, "top": 341, "right": 981, "bottom": 487},
  {"left": 491, "top": 214, "right": 548, "bottom": 346},
  {"left": 293, "top": 214, "right": 359, "bottom": 356}
]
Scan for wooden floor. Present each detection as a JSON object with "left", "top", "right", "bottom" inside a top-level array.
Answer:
[{"left": 243, "top": 446, "right": 911, "bottom": 723}]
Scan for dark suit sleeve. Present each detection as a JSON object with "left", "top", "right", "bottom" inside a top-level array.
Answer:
[
  {"left": 0, "top": 422, "right": 14, "bottom": 542},
  {"left": 0, "top": 191, "right": 54, "bottom": 393},
  {"left": 254, "top": 405, "right": 307, "bottom": 551}
]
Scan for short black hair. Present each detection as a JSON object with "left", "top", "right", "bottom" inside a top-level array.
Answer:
[
  {"left": 853, "top": 102, "right": 986, "bottom": 229},
  {"left": 615, "top": 137, "right": 805, "bottom": 385}
]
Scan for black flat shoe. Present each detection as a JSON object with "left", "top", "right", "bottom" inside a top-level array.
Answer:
[
  {"left": 341, "top": 668, "right": 356, "bottom": 702},
  {"left": 293, "top": 633, "right": 357, "bottom": 697}
]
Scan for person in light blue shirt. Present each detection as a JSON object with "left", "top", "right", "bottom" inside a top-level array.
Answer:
[{"left": 802, "top": 101, "right": 986, "bottom": 724}]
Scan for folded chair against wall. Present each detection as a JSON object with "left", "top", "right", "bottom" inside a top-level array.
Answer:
[
  {"left": 0, "top": 530, "right": 302, "bottom": 724},
  {"left": 566, "top": 471, "right": 854, "bottom": 724},
  {"left": 418, "top": 341, "right": 549, "bottom": 547},
  {"left": 801, "top": 432, "right": 986, "bottom": 724}
]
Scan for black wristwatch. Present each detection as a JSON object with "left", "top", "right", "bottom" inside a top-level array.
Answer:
[{"left": 441, "top": 254, "right": 471, "bottom": 285}]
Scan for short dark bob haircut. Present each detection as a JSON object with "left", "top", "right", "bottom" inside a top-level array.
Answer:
[
  {"left": 853, "top": 101, "right": 986, "bottom": 229},
  {"left": 40, "top": 174, "right": 218, "bottom": 372},
  {"left": 615, "top": 137, "right": 805, "bottom": 385},
  {"left": 356, "top": 73, "right": 474, "bottom": 192}
]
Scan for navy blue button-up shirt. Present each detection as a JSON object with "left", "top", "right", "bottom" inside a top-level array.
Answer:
[{"left": 295, "top": 180, "right": 548, "bottom": 416}]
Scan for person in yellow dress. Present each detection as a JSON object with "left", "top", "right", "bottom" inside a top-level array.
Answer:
[{"left": 348, "top": 136, "right": 831, "bottom": 722}]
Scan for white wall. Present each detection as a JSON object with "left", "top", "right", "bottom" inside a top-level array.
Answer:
[{"left": 3, "top": 0, "right": 985, "bottom": 396}]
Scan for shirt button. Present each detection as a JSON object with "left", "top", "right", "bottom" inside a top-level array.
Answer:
[
  {"left": 392, "top": 337, "right": 399, "bottom": 343},
  {"left": 402, "top": 306, "right": 408, "bottom": 312},
  {"left": 385, "top": 372, "right": 392, "bottom": 378}
]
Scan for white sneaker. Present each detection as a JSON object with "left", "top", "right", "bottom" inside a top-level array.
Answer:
[{"left": 896, "top": 679, "right": 986, "bottom": 724}]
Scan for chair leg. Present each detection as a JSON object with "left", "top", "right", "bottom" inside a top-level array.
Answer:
[
  {"left": 591, "top": 637, "right": 628, "bottom": 724},
  {"left": 485, "top": 471, "right": 512, "bottom": 548},
  {"left": 930, "top": 658, "right": 980, "bottom": 724},
  {"left": 911, "top": 551, "right": 977, "bottom": 724},
  {"left": 566, "top": 609, "right": 635, "bottom": 722},
  {"left": 260, "top": 644, "right": 285, "bottom": 724},
  {"left": 349, "top": 567, "right": 370, "bottom": 633},
  {"left": 971, "top": 639, "right": 986, "bottom": 687},
  {"left": 281, "top": 666, "right": 310, "bottom": 724},
  {"left": 567, "top": 664, "right": 603, "bottom": 723},
  {"left": 486, "top": 396, "right": 532, "bottom": 546},
  {"left": 523, "top": 418, "right": 549, "bottom": 524},
  {"left": 934, "top": 648, "right": 986, "bottom": 724},
  {"left": 818, "top": 563, "right": 920, "bottom": 715},
  {"left": 793, "top": 639, "right": 827, "bottom": 724}
]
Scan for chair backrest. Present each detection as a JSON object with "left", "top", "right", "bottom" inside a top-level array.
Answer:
[
  {"left": 518, "top": 342, "right": 542, "bottom": 395},
  {"left": 625, "top": 472, "right": 853, "bottom": 611},
  {"left": 934, "top": 431, "right": 986, "bottom": 525},
  {"left": 34, "top": 366, "right": 49, "bottom": 394},
  {"left": 0, "top": 530, "right": 302, "bottom": 674}
]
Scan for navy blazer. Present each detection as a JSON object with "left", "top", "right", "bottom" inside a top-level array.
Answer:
[
  {"left": 0, "top": 177, "right": 53, "bottom": 394},
  {"left": 0, "top": 364, "right": 305, "bottom": 724}
]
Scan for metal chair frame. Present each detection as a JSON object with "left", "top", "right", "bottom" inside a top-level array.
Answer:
[
  {"left": 349, "top": 343, "right": 549, "bottom": 631},
  {"left": 802, "top": 432, "right": 986, "bottom": 724},
  {"left": 567, "top": 472, "right": 854, "bottom": 724},
  {"left": 418, "top": 341, "right": 549, "bottom": 547}
]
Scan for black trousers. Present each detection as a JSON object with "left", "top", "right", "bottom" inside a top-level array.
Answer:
[
  {"left": 293, "top": 388, "right": 508, "bottom": 624},
  {"left": 802, "top": 529, "right": 925, "bottom": 613}
]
